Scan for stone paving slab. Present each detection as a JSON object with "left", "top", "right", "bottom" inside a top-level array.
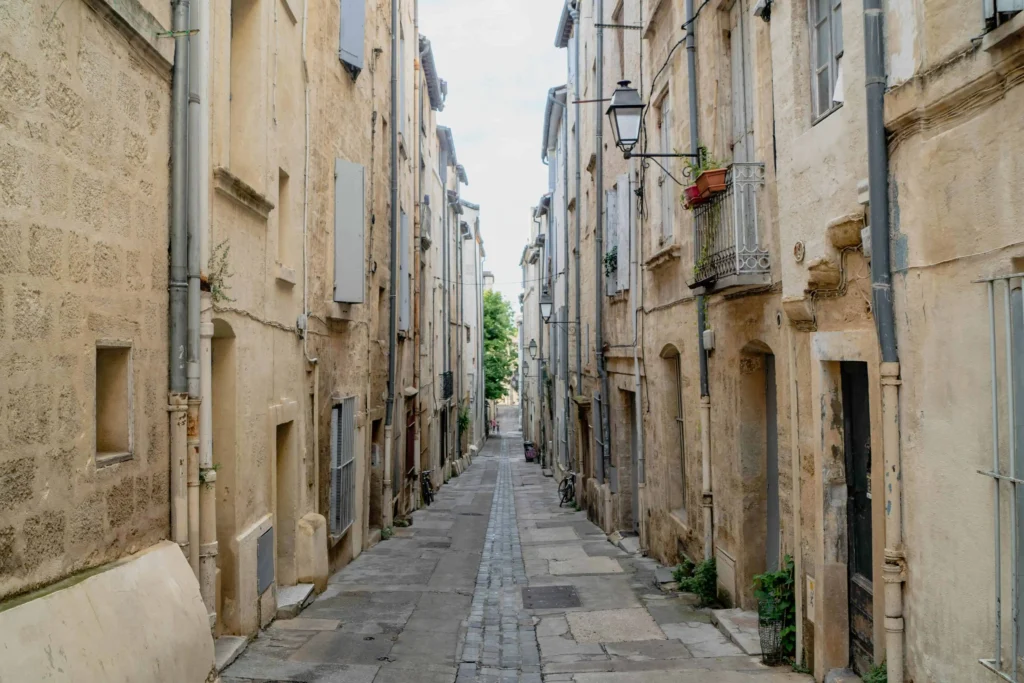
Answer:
[
  {"left": 566, "top": 608, "right": 665, "bottom": 643},
  {"left": 549, "top": 557, "right": 626, "bottom": 575},
  {"left": 661, "top": 621, "right": 746, "bottom": 657}
]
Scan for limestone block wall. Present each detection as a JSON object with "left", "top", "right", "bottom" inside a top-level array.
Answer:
[{"left": 0, "top": 0, "right": 172, "bottom": 600}]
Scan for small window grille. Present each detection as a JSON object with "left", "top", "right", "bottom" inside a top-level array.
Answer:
[{"left": 329, "top": 397, "right": 357, "bottom": 536}]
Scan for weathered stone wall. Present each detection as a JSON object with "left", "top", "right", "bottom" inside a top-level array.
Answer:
[{"left": 0, "top": 0, "right": 172, "bottom": 600}]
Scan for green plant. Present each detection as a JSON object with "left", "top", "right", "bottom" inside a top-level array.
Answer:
[
  {"left": 672, "top": 557, "right": 696, "bottom": 584},
  {"left": 483, "top": 290, "right": 517, "bottom": 401},
  {"left": 791, "top": 661, "right": 812, "bottom": 675},
  {"left": 381, "top": 526, "right": 393, "bottom": 540},
  {"left": 683, "top": 145, "right": 722, "bottom": 179},
  {"left": 603, "top": 247, "right": 618, "bottom": 276},
  {"left": 393, "top": 518, "right": 411, "bottom": 528},
  {"left": 862, "top": 662, "right": 887, "bottom": 683},
  {"left": 753, "top": 555, "right": 796, "bottom": 659},
  {"left": 457, "top": 407, "right": 470, "bottom": 434},
  {"left": 208, "top": 239, "right": 236, "bottom": 304},
  {"left": 678, "top": 557, "right": 717, "bottom": 606}
]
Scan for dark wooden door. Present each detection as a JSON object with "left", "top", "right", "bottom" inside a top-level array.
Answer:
[{"left": 841, "top": 361, "right": 874, "bottom": 675}]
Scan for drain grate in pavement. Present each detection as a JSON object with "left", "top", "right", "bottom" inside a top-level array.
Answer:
[{"left": 522, "top": 585, "right": 581, "bottom": 610}]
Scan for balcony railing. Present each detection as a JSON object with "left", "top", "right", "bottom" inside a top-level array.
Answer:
[
  {"left": 690, "top": 162, "right": 769, "bottom": 291},
  {"left": 441, "top": 371, "right": 453, "bottom": 399}
]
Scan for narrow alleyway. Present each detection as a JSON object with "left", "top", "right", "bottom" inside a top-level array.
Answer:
[{"left": 223, "top": 406, "right": 810, "bottom": 683}]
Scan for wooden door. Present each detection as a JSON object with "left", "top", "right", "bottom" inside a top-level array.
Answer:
[{"left": 841, "top": 361, "right": 874, "bottom": 675}]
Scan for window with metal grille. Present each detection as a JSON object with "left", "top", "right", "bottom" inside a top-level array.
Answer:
[
  {"left": 330, "top": 397, "right": 357, "bottom": 536},
  {"left": 809, "top": 0, "right": 843, "bottom": 122},
  {"left": 980, "top": 274, "right": 1024, "bottom": 681}
]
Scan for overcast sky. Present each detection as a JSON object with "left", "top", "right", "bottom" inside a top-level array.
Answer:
[{"left": 419, "top": 0, "right": 567, "bottom": 307}]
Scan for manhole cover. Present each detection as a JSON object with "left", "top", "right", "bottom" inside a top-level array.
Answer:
[{"left": 522, "top": 585, "right": 581, "bottom": 610}]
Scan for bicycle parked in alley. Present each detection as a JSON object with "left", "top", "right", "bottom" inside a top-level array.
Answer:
[{"left": 558, "top": 471, "right": 576, "bottom": 508}]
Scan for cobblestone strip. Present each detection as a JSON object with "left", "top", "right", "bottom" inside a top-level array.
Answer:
[{"left": 458, "top": 437, "right": 541, "bottom": 683}]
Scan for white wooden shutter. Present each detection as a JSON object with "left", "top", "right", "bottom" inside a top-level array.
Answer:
[
  {"left": 399, "top": 210, "right": 410, "bottom": 331},
  {"left": 338, "top": 0, "right": 366, "bottom": 72},
  {"left": 334, "top": 159, "right": 365, "bottom": 303},
  {"left": 605, "top": 189, "right": 618, "bottom": 296},
  {"left": 330, "top": 398, "right": 357, "bottom": 535},
  {"left": 616, "top": 174, "right": 630, "bottom": 292}
]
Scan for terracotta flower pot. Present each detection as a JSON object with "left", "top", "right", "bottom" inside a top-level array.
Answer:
[
  {"left": 683, "top": 184, "right": 705, "bottom": 209},
  {"left": 696, "top": 168, "right": 728, "bottom": 197}
]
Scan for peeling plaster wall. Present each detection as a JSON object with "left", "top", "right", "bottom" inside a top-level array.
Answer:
[
  {"left": 885, "top": 10, "right": 1024, "bottom": 678},
  {"left": 0, "top": 0, "right": 172, "bottom": 600}
]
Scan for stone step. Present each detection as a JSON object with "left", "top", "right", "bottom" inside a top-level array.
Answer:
[
  {"left": 214, "top": 635, "right": 248, "bottom": 673},
  {"left": 276, "top": 583, "right": 315, "bottom": 620},
  {"left": 711, "top": 607, "right": 763, "bottom": 656}
]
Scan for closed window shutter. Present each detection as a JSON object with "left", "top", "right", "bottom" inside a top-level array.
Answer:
[
  {"left": 617, "top": 174, "right": 630, "bottom": 292},
  {"left": 329, "top": 405, "right": 341, "bottom": 531},
  {"left": 605, "top": 189, "right": 617, "bottom": 296},
  {"left": 339, "top": 0, "right": 366, "bottom": 72},
  {"left": 399, "top": 210, "right": 410, "bottom": 330},
  {"left": 334, "top": 159, "right": 365, "bottom": 303},
  {"left": 993, "top": 0, "right": 1024, "bottom": 15}
]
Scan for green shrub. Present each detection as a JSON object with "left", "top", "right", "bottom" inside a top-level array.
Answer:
[
  {"left": 381, "top": 526, "right": 393, "bottom": 540},
  {"left": 672, "top": 557, "right": 696, "bottom": 584},
  {"left": 753, "top": 555, "right": 796, "bottom": 658},
  {"left": 862, "top": 662, "right": 887, "bottom": 683},
  {"left": 678, "top": 557, "right": 717, "bottom": 606}
]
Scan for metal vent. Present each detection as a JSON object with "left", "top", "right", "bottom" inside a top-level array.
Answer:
[{"left": 522, "top": 585, "right": 581, "bottom": 610}]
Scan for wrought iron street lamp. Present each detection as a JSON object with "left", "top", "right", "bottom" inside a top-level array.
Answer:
[
  {"left": 606, "top": 80, "right": 701, "bottom": 161},
  {"left": 528, "top": 339, "right": 538, "bottom": 360}
]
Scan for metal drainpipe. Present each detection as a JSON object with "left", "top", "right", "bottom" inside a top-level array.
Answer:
[
  {"left": 685, "top": 0, "right": 713, "bottom": 561},
  {"left": 562, "top": 101, "right": 571, "bottom": 475},
  {"left": 595, "top": 0, "right": 612, "bottom": 498},
  {"left": 383, "top": 0, "right": 400, "bottom": 532},
  {"left": 572, "top": 3, "right": 583, "bottom": 442},
  {"left": 169, "top": 0, "right": 190, "bottom": 558},
  {"left": 185, "top": 0, "right": 201, "bottom": 579},
  {"left": 863, "top": 2, "right": 905, "bottom": 680},
  {"left": 457, "top": 214, "right": 463, "bottom": 464}
]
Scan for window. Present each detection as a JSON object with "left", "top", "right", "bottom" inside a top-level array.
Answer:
[
  {"left": 230, "top": 0, "right": 261, "bottom": 184},
  {"left": 278, "top": 169, "right": 291, "bottom": 266},
  {"left": 604, "top": 188, "right": 618, "bottom": 296},
  {"left": 657, "top": 99, "right": 673, "bottom": 245},
  {"left": 399, "top": 209, "right": 410, "bottom": 331},
  {"left": 329, "top": 397, "right": 357, "bottom": 536},
  {"left": 985, "top": 0, "right": 1024, "bottom": 31},
  {"left": 96, "top": 343, "right": 132, "bottom": 465},
  {"left": 809, "top": 0, "right": 843, "bottom": 121},
  {"left": 612, "top": 0, "right": 625, "bottom": 80},
  {"left": 400, "top": 29, "right": 407, "bottom": 142}
]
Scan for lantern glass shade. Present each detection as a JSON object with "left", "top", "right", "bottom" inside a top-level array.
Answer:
[
  {"left": 528, "top": 339, "right": 538, "bottom": 360},
  {"left": 606, "top": 81, "right": 644, "bottom": 153},
  {"left": 540, "top": 301, "right": 553, "bottom": 322}
]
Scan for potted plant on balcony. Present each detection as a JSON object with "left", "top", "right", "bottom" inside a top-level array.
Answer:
[
  {"left": 603, "top": 246, "right": 618, "bottom": 277},
  {"left": 682, "top": 147, "right": 726, "bottom": 207}
]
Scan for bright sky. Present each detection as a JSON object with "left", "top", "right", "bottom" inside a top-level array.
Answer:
[{"left": 419, "top": 0, "right": 567, "bottom": 307}]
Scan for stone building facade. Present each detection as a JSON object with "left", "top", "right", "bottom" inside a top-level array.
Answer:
[
  {"left": 0, "top": 0, "right": 485, "bottom": 679},
  {"left": 523, "top": 1, "right": 1024, "bottom": 682}
]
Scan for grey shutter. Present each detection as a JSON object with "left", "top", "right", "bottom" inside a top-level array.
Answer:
[
  {"left": 339, "top": 0, "right": 366, "bottom": 72},
  {"left": 605, "top": 189, "right": 617, "bottom": 296},
  {"left": 991, "top": 0, "right": 1024, "bottom": 16},
  {"left": 617, "top": 174, "right": 630, "bottom": 292},
  {"left": 399, "top": 210, "right": 410, "bottom": 331},
  {"left": 334, "top": 159, "right": 365, "bottom": 303}
]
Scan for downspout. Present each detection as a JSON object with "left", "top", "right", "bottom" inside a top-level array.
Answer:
[
  {"left": 562, "top": 101, "right": 571, "bottom": 475},
  {"left": 595, "top": 0, "right": 611, "bottom": 491},
  {"left": 863, "top": 3, "right": 904, "bottom": 681},
  {"left": 190, "top": 0, "right": 217, "bottom": 621},
  {"left": 169, "top": 0, "right": 190, "bottom": 559},
  {"left": 412, "top": 18, "right": 421, "bottom": 507},
  {"left": 631, "top": 172, "right": 646, "bottom": 549},
  {"left": 383, "top": 0, "right": 400, "bottom": 532},
  {"left": 442, "top": 190, "right": 449, "bottom": 464},
  {"left": 572, "top": 3, "right": 582, "bottom": 447},
  {"left": 185, "top": 0, "right": 201, "bottom": 576},
  {"left": 685, "top": 0, "right": 713, "bottom": 561},
  {"left": 300, "top": 0, "right": 319, "bottom": 513}
]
